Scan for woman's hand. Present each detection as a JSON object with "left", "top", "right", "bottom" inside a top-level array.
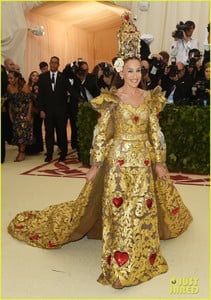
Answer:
[
  {"left": 40, "top": 111, "right": 46, "bottom": 119},
  {"left": 26, "top": 113, "right": 32, "bottom": 122},
  {"left": 86, "top": 165, "right": 99, "bottom": 181},
  {"left": 155, "top": 163, "right": 167, "bottom": 179}
]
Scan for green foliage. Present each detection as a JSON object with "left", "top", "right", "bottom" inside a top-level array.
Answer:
[
  {"left": 77, "top": 102, "right": 210, "bottom": 174},
  {"left": 76, "top": 102, "right": 98, "bottom": 165},
  {"left": 159, "top": 105, "right": 210, "bottom": 174}
]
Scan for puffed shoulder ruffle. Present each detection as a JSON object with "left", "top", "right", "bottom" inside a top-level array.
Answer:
[
  {"left": 146, "top": 86, "right": 166, "bottom": 113},
  {"left": 91, "top": 87, "right": 119, "bottom": 112}
]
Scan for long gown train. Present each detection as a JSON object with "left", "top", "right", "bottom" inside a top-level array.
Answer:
[{"left": 8, "top": 87, "right": 192, "bottom": 287}]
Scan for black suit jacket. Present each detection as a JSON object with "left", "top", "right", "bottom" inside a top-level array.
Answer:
[
  {"left": 161, "top": 74, "right": 194, "bottom": 103},
  {"left": 1, "top": 65, "right": 8, "bottom": 96},
  {"left": 38, "top": 71, "right": 69, "bottom": 115}
]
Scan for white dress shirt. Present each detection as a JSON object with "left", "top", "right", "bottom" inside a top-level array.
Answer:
[
  {"left": 50, "top": 71, "right": 58, "bottom": 91},
  {"left": 170, "top": 38, "right": 198, "bottom": 65}
]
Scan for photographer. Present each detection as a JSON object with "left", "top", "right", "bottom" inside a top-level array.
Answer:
[
  {"left": 190, "top": 62, "right": 210, "bottom": 106},
  {"left": 147, "top": 51, "right": 170, "bottom": 86},
  {"left": 63, "top": 59, "right": 100, "bottom": 152},
  {"left": 139, "top": 60, "right": 159, "bottom": 90},
  {"left": 171, "top": 21, "right": 198, "bottom": 65},
  {"left": 92, "top": 62, "right": 115, "bottom": 90},
  {"left": 186, "top": 48, "right": 203, "bottom": 82},
  {"left": 160, "top": 60, "right": 194, "bottom": 105}
]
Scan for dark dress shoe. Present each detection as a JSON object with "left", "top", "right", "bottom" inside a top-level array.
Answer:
[
  {"left": 44, "top": 156, "right": 52, "bottom": 162},
  {"left": 58, "top": 155, "right": 66, "bottom": 162}
]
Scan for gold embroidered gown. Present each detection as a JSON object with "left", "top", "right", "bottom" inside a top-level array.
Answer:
[{"left": 8, "top": 87, "right": 192, "bottom": 288}]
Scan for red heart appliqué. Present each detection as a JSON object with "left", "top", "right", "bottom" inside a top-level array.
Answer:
[
  {"left": 146, "top": 198, "right": 153, "bottom": 209},
  {"left": 171, "top": 207, "right": 179, "bottom": 215},
  {"left": 149, "top": 253, "right": 157, "bottom": 265},
  {"left": 112, "top": 197, "right": 123, "bottom": 208},
  {"left": 117, "top": 159, "right": 124, "bottom": 166},
  {"left": 15, "top": 225, "right": 24, "bottom": 230},
  {"left": 114, "top": 251, "right": 129, "bottom": 266},
  {"left": 134, "top": 115, "right": 139, "bottom": 122},
  {"left": 48, "top": 241, "right": 57, "bottom": 248},
  {"left": 144, "top": 159, "right": 149, "bottom": 166},
  {"left": 29, "top": 234, "right": 39, "bottom": 241}
]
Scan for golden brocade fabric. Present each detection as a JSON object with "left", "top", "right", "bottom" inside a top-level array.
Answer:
[{"left": 8, "top": 87, "right": 192, "bottom": 288}]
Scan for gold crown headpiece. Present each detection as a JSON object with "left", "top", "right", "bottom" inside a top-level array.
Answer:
[{"left": 117, "top": 12, "right": 141, "bottom": 59}]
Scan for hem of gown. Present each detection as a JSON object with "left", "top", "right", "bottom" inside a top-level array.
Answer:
[{"left": 97, "top": 264, "right": 168, "bottom": 288}]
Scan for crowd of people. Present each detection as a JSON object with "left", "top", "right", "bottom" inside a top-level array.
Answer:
[{"left": 1, "top": 20, "right": 210, "bottom": 164}]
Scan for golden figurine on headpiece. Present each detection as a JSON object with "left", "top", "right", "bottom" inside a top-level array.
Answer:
[{"left": 117, "top": 12, "right": 141, "bottom": 59}]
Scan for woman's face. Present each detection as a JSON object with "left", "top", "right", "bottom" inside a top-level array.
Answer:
[
  {"left": 204, "top": 67, "right": 210, "bottom": 80},
  {"left": 30, "top": 72, "right": 39, "bottom": 83},
  {"left": 8, "top": 73, "right": 17, "bottom": 85},
  {"left": 120, "top": 58, "right": 142, "bottom": 88}
]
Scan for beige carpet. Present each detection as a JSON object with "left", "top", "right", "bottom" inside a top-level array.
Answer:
[
  {"left": 1, "top": 144, "right": 210, "bottom": 299},
  {"left": 20, "top": 150, "right": 210, "bottom": 186}
]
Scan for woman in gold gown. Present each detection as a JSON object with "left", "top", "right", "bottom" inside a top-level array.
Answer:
[{"left": 8, "top": 57, "right": 192, "bottom": 289}]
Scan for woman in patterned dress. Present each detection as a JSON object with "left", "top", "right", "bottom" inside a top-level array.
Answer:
[
  {"left": 25, "top": 71, "right": 44, "bottom": 154},
  {"left": 7, "top": 71, "right": 33, "bottom": 161}
]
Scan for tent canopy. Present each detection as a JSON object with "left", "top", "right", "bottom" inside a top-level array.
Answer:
[{"left": 29, "top": 1, "right": 128, "bottom": 32}]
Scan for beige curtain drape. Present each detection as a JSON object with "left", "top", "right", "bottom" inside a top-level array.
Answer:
[
  {"left": 1, "top": 1, "right": 210, "bottom": 79},
  {"left": 116, "top": 1, "right": 210, "bottom": 55}
]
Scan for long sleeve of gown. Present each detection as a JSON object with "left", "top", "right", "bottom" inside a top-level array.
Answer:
[
  {"left": 148, "top": 86, "right": 166, "bottom": 163},
  {"left": 90, "top": 91, "right": 117, "bottom": 166},
  {"left": 149, "top": 108, "right": 163, "bottom": 163}
]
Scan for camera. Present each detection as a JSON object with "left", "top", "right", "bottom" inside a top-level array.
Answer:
[
  {"left": 141, "top": 67, "right": 148, "bottom": 76},
  {"left": 168, "top": 57, "right": 179, "bottom": 77},
  {"left": 99, "top": 63, "right": 114, "bottom": 77},
  {"left": 188, "top": 58, "right": 197, "bottom": 68},
  {"left": 192, "top": 80, "right": 209, "bottom": 106},
  {"left": 187, "top": 50, "right": 201, "bottom": 68},
  {"left": 150, "top": 58, "right": 163, "bottom": 75},
  {"left": 172, "top": 21, "right": 189, "bottom": 39},
  {"left": 196, "top": 80, "right": 207, "bottom": 92},
  {"left": 63, "top": 60, "right": 80, "bottom": 78}
]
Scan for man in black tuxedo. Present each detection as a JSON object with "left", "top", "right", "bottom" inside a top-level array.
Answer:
[
  {"left": 38, "top": 56, "right": 69, "bottom": 162},
  {"left": 63, "top": 60, "right": 100, "bottom": 152}
]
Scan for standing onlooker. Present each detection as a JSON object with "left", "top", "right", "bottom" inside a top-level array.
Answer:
[
  {"left": 171, "top": 20, "right": 198, "bottom": 65},
  {"left": 39, "top": 61, "right": 49, "bottom": 74},
  {"left": 2, "top": 58, "right": 16, "bottom": 145},
  {"left": 4, "top": 58, "right": 16, "bottom": 73},
  {"left": 38, "top": 56, "right": 69, "bottom": 162},
  {"left": 25, "top": 71, "right": 44, "bottom": 155},
  {"left": 191, "top": 62, "right": 210, "bottom": 106},
  {"left": 7, "top": 71, "right": 33, "bottom": 162}
]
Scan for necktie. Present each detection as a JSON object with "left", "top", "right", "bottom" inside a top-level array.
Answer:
[
  {"left": 80, "top": 84, "right": 88, "bottom": 101},
  {"left": 51, "top": 73, "right": 55, "bottom": 91},
  {"left": 51, "top": 73, "right": 55, "bottom": 84}
]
